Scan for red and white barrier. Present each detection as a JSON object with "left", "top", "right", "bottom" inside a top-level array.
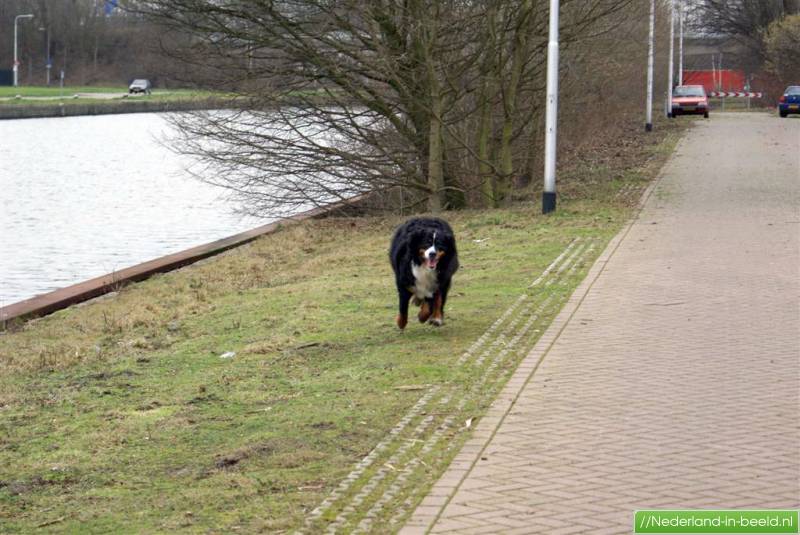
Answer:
[{"left": 709, "top": 91, "right": 763, "bottom": 98}]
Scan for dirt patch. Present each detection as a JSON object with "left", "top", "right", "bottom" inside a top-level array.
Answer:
[
  {"left": 136, "top": 400, "right": 162, "bottom": 411},
  {"left": 310, "top": 421, "right": 335, "bottom": 430},
  {"left": 212, "top": 437, "right": 321, "bottom": 472},
  {"left": 270, "top": 449, "right": 326, "bottom": 469},
  {"left": 213, "top": 442, "right": 277, "bottom": 470},
  {"left": 186, "top": 393, "right": 222, "bottom": 405},
  {"left": 72, "top": 369, "right": 139, "bottom": 388},
  {"left": 0, "top": 473, "right": 77, "bottom": 495}
]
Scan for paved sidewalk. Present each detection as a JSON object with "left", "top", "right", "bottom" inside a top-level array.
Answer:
[{"left": 401, "top": 113, "right": 800, "bottom": 534}]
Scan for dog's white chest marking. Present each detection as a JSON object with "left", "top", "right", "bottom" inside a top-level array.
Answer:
[{"left": 411, "top": 262, "right": 438, "bottom": 299}]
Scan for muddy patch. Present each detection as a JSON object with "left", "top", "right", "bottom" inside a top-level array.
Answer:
[
  {"left": 213, "top": 442, "right": 276, "bottom": 470},
  {"left": 0, "top": 473, "right": 78, "bottom": 496}
]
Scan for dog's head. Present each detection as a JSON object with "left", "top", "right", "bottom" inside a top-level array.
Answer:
[{"left": 411, "top": 228, "right": 453, "bottom": 270}]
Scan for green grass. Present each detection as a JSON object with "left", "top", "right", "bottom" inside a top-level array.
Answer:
[
  {"left": 0, "top": 85, "right": 127, "bottom": 97},
  {"left": 0, "top": 119, "right": 684, "bottom": 533}
]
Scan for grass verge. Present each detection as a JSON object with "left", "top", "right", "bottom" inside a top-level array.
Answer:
[
  {"left": 0, "top": 86, "right": 128, "bottom": 97},
  {"left": 0, "top": 118, "right": 685, "bottom": 533}
]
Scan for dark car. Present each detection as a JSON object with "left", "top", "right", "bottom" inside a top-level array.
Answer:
[
  {"left": 671, "top": 85, "right": 709, "bottom": 119},
  {"left": 129, "top": 79, "right": 152, "bottom": 95},
  {"left": 778, "top": 86, "right": 800, "bottom": 118}
]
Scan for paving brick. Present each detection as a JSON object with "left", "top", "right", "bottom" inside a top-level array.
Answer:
[{"left": 397, "top": 527, "right": 430, "bottom": 535}]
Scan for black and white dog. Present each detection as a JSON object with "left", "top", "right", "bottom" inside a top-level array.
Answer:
[{"left": 389, "top": 217, "right": 459, "bottom": 329}]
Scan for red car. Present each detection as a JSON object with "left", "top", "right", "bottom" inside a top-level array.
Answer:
[{"left": 671, "top": 85, "right": 709, "bottom": 118}]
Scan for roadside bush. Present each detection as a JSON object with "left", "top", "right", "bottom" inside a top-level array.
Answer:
[{"left": 764, "top": 15, "right": 800, "bottom": 84}]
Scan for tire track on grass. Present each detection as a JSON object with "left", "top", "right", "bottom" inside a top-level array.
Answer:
[
  {"left": 357, "top": 295, "right": 559, "bottom": 534},
  {"left": 349, "top": 293, "right": 561, "bottom": 533},
  {"left": 303, "top": 387, "right": 440, "bottom": 527}
]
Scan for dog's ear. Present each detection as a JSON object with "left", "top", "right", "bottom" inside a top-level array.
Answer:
[
  {"left": 440, "top": 228, "right": 456, "bottom": 249},
  {"left": 406, "top": 229, "right": 426, "bottom": 257},
  {"left": 408, "top": 229, "right": 425, "bottom": 249}
]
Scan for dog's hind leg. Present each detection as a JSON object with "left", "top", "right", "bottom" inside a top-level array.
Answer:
[{"left": 396, "top": 287, "right": 412, "bottom": 329}]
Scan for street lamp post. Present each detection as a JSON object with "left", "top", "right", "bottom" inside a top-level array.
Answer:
[
  {"left": 645, "top": 0, "right": 655, "bottom": 132},
  {"left": 13, "top": 14, "right": 35, "bottom": 87},
  {"left": 667, "top": 0, "right": 674, "bottom": 118},
  {"left": 40, "top": 24, "right": 51, "bottom": 86},
  {"left": 678, "top": 0, "right": 684, "bottom": 86},
  {"left": 542, "top": 0, "right": 560, "bottom": 214}
]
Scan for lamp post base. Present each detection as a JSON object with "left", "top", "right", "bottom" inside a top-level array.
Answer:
[
  {"left": 645, "top": 123, "right": 653, "bottom": 132},
  {"left": 542, "top": 191, "right": 557, "bottom": 214}
]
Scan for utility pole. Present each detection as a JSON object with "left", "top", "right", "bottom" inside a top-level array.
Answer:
[
  {"left": 13, "top": 14, "right": 35, "bottom": 87},
  {"left": 711, "top": 55, "right": 716, "bottom": 90},
  {"left": 719, "top": 52, "right": 725, "bottom": 111},
  {"left": 39, "top": 23, "right": 51, "bottom": 86},
  {"left": 542, "top": 0, "right": 560, "bottom": 214},
  {"left": 645, "top": 0, "right": 655, "bottom": 132},
  {"left": 678, "top": 0, "right": 684, "bottom": 86},
  {"left": 46, "top": 26, "right": 51, "bottom": 86},
  {"left": 667, "top": 0, "right": 674, "bottom": 118}
]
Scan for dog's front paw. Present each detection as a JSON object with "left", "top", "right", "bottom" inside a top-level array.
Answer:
[
  {"left": 429, "top": 317, "right": 443, "bottom": 327},
  {"left": 396, "top": 314, "right": 408, "bottom": 329},
  {"left": 418, "top": 302, "right": 432, "bottom": 323}
]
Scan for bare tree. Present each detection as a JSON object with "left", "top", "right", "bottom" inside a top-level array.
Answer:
[
  {"left": 764, "top": 14, "right": 800, "bottom": 83},
  {"left": 689, "top": 0, "right": 800, "bottom": 59},
  {"left": 135, "top": 1, "right": 471, "bottom": 213},
  {"left": 131, "top": 0, "right": 638, "bottom": 217}
]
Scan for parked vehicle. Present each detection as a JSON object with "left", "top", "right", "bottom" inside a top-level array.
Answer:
[
  {"left": 128, "top": 79, "right": 152, "bottom": 95},
  {"left": 778, "top": 86, "right": 800, "bottom": 118},
  {"left": 671, "top": 85, "right": 709, "bottom": 119}
]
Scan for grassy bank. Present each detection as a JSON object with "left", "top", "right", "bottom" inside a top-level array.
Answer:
[
  {"left": 0, "top": 86, "right": 127, "bottom": 97},
  {"left": 0, "top": 86, "right": 217, "bottom": 100},
  {"left": 0, "top": 119, "right": 684, "bottom": 532}
]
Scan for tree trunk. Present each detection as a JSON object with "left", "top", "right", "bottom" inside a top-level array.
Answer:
[
  {"left": 497, "top": 0, "right": 532, "bottom": 204},
  {"left": 477, "top": 87, "right": 497, "bottom": 207},
  {"left": 478, "top": 4, "right": 499, "bottom": 207},
  {"left": 442, "top": 125, "right": 466, "bottom": 209},
  {"left": 427, "top": 91, "right": 446, "bottom": 212},
  {"left": 420, "top": 2, "right": 446, "bottom": 212}
]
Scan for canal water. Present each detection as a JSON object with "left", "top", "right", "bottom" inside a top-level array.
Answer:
[{"left": 0, "top": 112, "right": 266, "bottom": 306}]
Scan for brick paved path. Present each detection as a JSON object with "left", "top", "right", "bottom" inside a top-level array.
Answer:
[{"left": 401, "top": 114, "right": 800, "bottom": 534}]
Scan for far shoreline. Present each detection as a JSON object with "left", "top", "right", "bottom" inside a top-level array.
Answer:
[{"left": 0, "top": 97, "right": 233, "bottom": 120}]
